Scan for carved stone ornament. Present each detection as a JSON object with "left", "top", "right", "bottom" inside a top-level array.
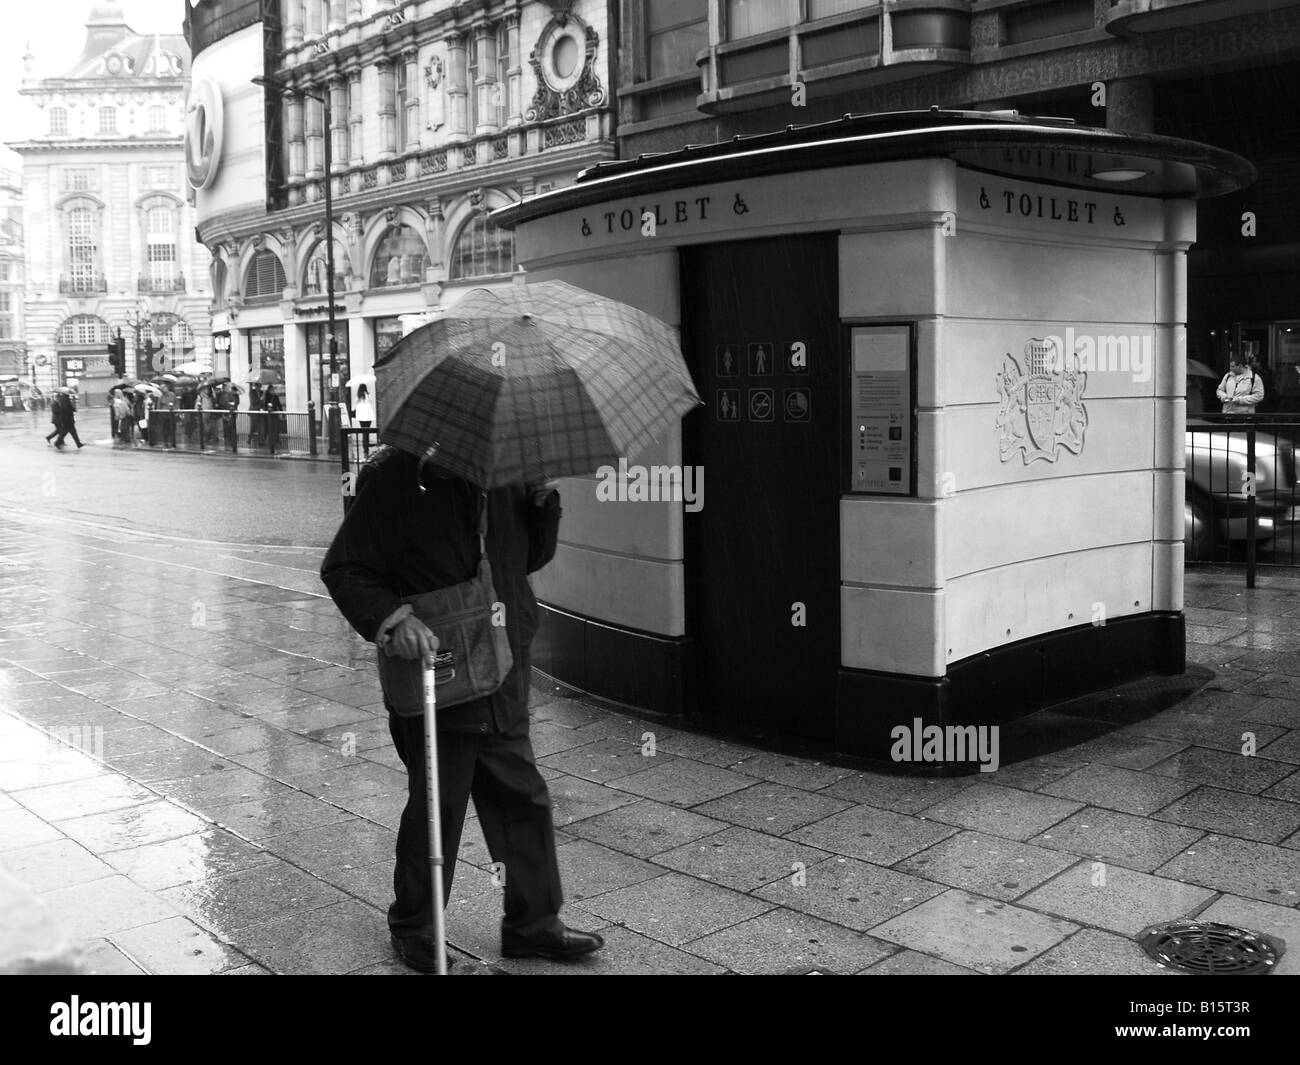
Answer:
[
  {"left": 525, "top": 21, "right": 604, "bottom": 123},
  {"left": 468, "top": 187, "right": 485, "bottom": 208},
  {"left": 384, "top": 206, "right": 399, "bottom": 223},
  {"left": 545, "top": 0, "right": 578, "bottom": 26},
  {"left": 425, "top": 56, "right": 443, "bottom": 88},
  {"left": 995, "top": 339, "right": 1088, "bottom": 465}
]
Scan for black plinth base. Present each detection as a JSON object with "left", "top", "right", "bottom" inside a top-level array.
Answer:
[
  {"left": 834, "top": 612, "right": 1185, "bottom": 770},
  {"left": 533, "top": 604, "right": 1185, "bottom": 772}
]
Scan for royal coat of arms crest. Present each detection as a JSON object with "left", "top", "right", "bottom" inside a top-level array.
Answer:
[{"left": 995, "top": 339, "right": 1088, "bottom": 464}]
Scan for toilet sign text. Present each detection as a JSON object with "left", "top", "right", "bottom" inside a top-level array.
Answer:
[{"left": 580, "top": 191, "right": 755, "bottom": 238}]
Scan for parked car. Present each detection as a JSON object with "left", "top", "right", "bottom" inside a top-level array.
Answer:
[{"left": 1185, "top": 419, "right": 1299, "bottom": 560}]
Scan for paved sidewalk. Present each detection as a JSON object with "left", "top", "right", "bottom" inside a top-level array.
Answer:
[{"left": 2, "top": 510, "right": 1299, "bottom": 975}]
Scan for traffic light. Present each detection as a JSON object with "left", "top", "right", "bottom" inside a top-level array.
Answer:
[{"left": 106, "top": 338, "right": 125, "bottom": 376}]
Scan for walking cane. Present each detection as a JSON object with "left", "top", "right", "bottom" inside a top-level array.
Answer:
[{"left": 422, "top": 650, "right": 448, "bottom": 975}]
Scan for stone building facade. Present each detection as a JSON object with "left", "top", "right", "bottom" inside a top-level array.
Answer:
[
  {"left": 0, "top": 161, "right": 25, "bottom": 381},
  {"left": 187, "top": 0, "right": 615, "bottom": 422},
  {"left": 9, "top": 2, "right": 212, "bottom": 402}
]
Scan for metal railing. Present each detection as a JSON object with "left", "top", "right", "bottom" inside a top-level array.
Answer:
[
  {"left": 59, "top": 274, "right": 107, "bottom": 295},
  {"left": 137, "top": 273, "right": 186, "bottom": 294},
  {"left": 140, "top": 409, "right": 318, "bottom": 457},
  {"left": 1184, "top": 413, "right": 1300, "bottom": 586}
]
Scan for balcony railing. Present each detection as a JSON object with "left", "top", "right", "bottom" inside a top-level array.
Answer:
[
  {"left": 59, "top": 275, "right": 107, "bottom": 295},
  {"left": 138, "top": 274, "right": 187, "bottom": 294}
]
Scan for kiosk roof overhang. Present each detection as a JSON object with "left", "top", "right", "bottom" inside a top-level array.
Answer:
[{"left": 492, "top": 109, "right": 1255, "bottom": 230}]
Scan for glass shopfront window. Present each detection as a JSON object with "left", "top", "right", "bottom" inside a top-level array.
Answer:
[
  {"left": 305, "top": 320, "right": 351, "bottom": 411},
  {"left": 374, "top": 316, "right": 404, "bottom": 360},
  {"left": 248, "top": 327, "right": 285, "bottom": 389}
]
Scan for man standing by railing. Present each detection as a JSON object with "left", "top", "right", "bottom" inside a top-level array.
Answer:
[
  {"left": 264, "top": 385, "right": 283, "bottom": 454},
  {"left": 159, "top": 383, "right": 178, "bottom": 448},
  {"left": 220, "top": 384, "right": 239, "bottom": 449},
  {"left": 1217, "top": 358, "right": 1265, "bottom": 414}
]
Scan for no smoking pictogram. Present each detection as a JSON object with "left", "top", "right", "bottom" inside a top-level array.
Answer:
[{"left": 749, "top": 388, "right": 774, "bottom": 422}]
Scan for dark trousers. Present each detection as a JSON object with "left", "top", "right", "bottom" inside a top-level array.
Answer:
[
  {"left": 387, "top": 712, "right": 563, "bottom": 941},
  {"left": 54, "top": 421, "right": 82, "bottom": 447}
]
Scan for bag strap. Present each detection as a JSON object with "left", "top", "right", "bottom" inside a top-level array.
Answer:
[{"left": 477, "top": 490, "right": 489, "bottom": 561}]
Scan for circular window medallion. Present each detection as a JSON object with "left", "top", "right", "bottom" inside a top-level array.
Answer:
[
  {"left": 553, "top": 36, "right": 579, "bottom": 79},
  {"left": 185, "top": 76, "right": 223, "bottom": 191},
  {"left": 540, "top": 25, "right": 585, "bottom": 92}
]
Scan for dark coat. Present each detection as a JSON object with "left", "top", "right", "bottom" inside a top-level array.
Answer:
[
  {"left": 320, "top": 446, "right": 561, "bottom": 736},
  {"left": 50, "top": 393, "right": 73, "bottom": 429},
  {"left": 49, "top": 394, "right": 66, "bottom": 429}
]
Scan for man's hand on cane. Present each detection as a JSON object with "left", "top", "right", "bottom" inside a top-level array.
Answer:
[{"left": 387, "top": 615, "right": 440, "bottom": 661}]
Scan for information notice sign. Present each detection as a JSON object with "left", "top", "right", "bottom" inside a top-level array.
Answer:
[{"left": 848, "top": 325, "right": 913, "bottom": 496}]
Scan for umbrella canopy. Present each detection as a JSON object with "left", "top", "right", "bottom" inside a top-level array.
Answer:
[
  {"left": 346, "top": 373, "right": 376, "bottom": 389},
  {"left": 244, "top": 368, "right": 278, "bottom": 384},
  {"left": 133, "top": 382, "right": 163, "bottom": 395},
  {"left": 1187, "top": 359, "right": 1218, "bottom": 379},
  {"left": 376, "top": 280, "right": 700, "bottom": 487},
  {"left": 174, "top": 361, "right": 205, "bottom": 375},
  {"left": 156, "top": 373, "right": 179, "bottom": 384}
]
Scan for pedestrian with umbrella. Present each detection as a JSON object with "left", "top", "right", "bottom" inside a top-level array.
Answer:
[
  {"left": 321, "top": 281, "right": 700, "bottom": 974},
  {"left": 112, "top": 388, "right": 133, "bottom": 445},
  {"left": 46, "top": 388, "right": 84, "bottom": 449}
]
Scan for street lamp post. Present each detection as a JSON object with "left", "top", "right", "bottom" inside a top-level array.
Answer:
[{"left": 253, "top": 73, "right": 341, "bottom": 451}]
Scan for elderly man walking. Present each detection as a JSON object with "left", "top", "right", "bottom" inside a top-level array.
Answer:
[{"left": 321, "top": 446, "right": 604, "bottom": 972}]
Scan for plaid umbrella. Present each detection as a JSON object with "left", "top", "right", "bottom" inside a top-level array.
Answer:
[{"left": 376, "top": 280, "right": 700, "bottom": 486}]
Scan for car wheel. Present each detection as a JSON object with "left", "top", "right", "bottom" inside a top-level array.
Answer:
[{"left": 1185, "top": 496, "right": 1213, "bottom": 561}]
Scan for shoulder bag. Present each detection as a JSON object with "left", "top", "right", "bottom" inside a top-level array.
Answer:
[{"left": 376, "top": 490, "right": 514, "bottom": 717}]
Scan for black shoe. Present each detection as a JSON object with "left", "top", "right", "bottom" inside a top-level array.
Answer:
[
  {"left": 501, "top": 924, "right": 605, "bottom": 960},
  {"left": 390, "top": 933, "right": 454, "bottom": 973}
]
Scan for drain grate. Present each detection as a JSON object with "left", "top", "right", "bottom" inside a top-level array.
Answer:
[{"left": 1137, "top": 921, "right": 1284, "bottom": 975}]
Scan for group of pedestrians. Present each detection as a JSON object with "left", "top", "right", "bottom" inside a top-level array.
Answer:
[
  {"left": 42, "top": 376, "right": 329, "bottom": 456},
  {"left": 108, "top": 384, "right": 170, "bottom": 447}
]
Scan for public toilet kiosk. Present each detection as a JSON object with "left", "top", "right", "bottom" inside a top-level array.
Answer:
[{"left": 492, "top": 109, "right": 1253, "bottom": 765}]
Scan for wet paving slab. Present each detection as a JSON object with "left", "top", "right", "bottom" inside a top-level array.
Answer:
[{"left": 4, "top": 516, "right": 1300, "bottom": 975}]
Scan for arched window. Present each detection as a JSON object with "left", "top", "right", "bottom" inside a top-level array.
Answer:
[
  {"left": 244, "top": 249, "right": 287, "bottom": 300},
  {"left": 369, "top": 225, "right": 428, "bottom": 288},
  {"left": 303, "top": 239, "right": 348, "bottom": 297},
  {"left": 148, "top": 312, "right": 195, "bottom": 364},
  {"left": 56, "top": 314, "right": 111, "bottom": 345},
  {"left": 449, "top": 215, "right": 515, "bottom": 280}
]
